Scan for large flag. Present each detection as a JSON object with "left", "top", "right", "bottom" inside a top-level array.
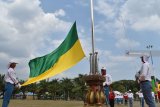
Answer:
[{"left": 22, "top": 22, "right": 85, "bottom": 86}]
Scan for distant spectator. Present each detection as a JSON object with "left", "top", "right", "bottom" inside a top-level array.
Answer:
[
  {"left": 123, "top": 92, "right": 128, "bottom": 105},
  {"left": 152, "top": 92, "right": 155, "bottom": 99},
  {"left": 102, "top": 68, "right": 112, "bottom": 105},
  {"left": 119, "top": 94, "right": 123, "bottom": 104},
  {"left": 109, "top": 88, "right": 115, "bottom": 107},
  {"left": 158, "top": 90, "right": 160, "bottom": 103},
  {"left": 115, "top": 94, "right": 118, "bottom": 104},
  {"left": 155, "top": 93, "right": 158, "bottom": 103},
  {"left": 136, "top": 90, "right": 144, "bottom": 107},
  {"left": 127, "top": 90, "right": 134, "bottom": 107}
]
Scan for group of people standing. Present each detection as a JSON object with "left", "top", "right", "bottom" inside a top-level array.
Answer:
[
  {"left": 102, "top": 55, "right": 156, "bottom": 107},
  {"left": 1, "top": 55, "right": 157, "bottom": 107}
]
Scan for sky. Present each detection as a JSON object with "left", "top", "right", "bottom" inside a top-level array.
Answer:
[{"left": 0, "top": 0, "right": 160, "bottom": 82}]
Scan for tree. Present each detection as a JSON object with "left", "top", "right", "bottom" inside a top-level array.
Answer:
[
  {"left": 112, "top": 80, "right": 139, "bottom": 94},
  {"left": 60, "top": 78, "right": 74, "bottom": 100},
  {"left": 19, "top": 80, "right": 27, "bottom": 99},
  {"left": 37, "top": 80, "right": 49, "bottom": 99},
  {"left": 48, "top": 79, "right": 60, "bottom": 100},
  {"left": 27, "top": 83, "right": 37, "bottom": 100},
  {"left": 72, "top": 74, "right": 87, "bottom": 101}
]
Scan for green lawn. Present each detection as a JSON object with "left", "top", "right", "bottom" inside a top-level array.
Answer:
[
  {"left": 0, "top": 99, "right": 160, "bottom": 107},
  {"left": 1, "top": 100, "right": 83, "bottom": 107}
]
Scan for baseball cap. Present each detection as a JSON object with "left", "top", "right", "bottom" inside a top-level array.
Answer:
[{"left": 9, "top": 62, "right": 18, "bottom": 64}]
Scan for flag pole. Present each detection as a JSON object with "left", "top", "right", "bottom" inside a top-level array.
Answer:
[
  {"left": 146, "top": 45, "right": 157, "bottom": 91},
  {"left": 90, "top": 0, "right": 95, "bottom": 74},
  {"left": 84, "top": 1, "right": 106, "bottom": 106}
]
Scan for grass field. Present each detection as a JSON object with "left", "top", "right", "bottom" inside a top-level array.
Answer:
[{"left": 0, "top": 99, "right": 160, "bottom": 107}]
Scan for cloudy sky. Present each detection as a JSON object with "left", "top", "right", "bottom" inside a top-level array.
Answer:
[{"left": 0, "top": 0, "right": 160, "bottom": 82}]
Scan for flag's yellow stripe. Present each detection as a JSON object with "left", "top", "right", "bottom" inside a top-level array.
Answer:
[
  {"left": 158, "top": 84, "right": 160, "bottom": 91},
  {"left": 22, "top": 40, "right": 85, "bottom": 86}
]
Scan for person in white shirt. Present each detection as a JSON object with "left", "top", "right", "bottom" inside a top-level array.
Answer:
[
  {"left": 2, "top": 62, "right": 21, "bottom": 107},
  {"left": 136, "top": 90, "right": 144, "bottom": 107},
  {"left": 138, "top": 55, "right": 155, "bottom": 107},
  {"left": 102, "top": 68, "right": 112, "bottom": 105},
  {"left": 127, "top": 90, "right": 134, "bottom": 107}
]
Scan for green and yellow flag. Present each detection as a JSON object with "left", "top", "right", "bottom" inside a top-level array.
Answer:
[{"left": 22, "top": 22, "right": 85, "bottom": 86}]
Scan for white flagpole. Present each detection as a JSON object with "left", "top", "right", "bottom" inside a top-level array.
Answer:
[{"left": 90, "top": 0, "right": 95, "bottom": 74}]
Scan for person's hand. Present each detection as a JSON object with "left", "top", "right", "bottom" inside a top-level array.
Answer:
[
  {"left": 139, "top": 75, "right": 145, "bottom": 81},
  {"left": 18, "top": 83, "right": 21, "bottom": 89},
  {"left": 15, "top": 83, "right": 21, "bottom": 89}
]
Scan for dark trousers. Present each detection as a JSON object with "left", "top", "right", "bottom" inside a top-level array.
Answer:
[
  {"left": 124, "top": 99, "right": 128, "bottom": 105},
  {"left": 140, "top": 81, "right": 156, "bottom": 107},
  {"left": 104, "top": 85, "right": 109, "bottom": 105},
  {"left": 2, "top": 82, "right": 14, "bottom": 107},
  {"left": 109, "top": 99, "right": 114, "bottom": 107}
]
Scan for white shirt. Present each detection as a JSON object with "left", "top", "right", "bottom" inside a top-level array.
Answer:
[
  {"left": 103, "top": 74, "right": 112, "bottom": 86},
  {"left": 127, "top": 92, "right": 134, "bottom": 98},
  {"left": 119, "top": 94, "right": 123, "bottom": 99},
  {"left": 136, "top": 92, "right": 143, "bottom": 98},
  {"left": 139, "top": 62, "right": 152, "bottom": 81},
  {"left": 4, "top": 68, "right": 19, "bottom": 84}
]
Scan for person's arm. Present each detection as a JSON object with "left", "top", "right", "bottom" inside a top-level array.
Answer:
[
  {"left": 107, "top": 75, "right": 112, "bottom": 85},
  {"left": 132, "top": 93, "right": 134, "bottom": 99},
  {"left": 103, "top": 75, "right": 107, "bottom": 86}
]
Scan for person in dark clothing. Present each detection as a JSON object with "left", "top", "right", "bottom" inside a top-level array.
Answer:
[
  {"left": 109, "top": 87, "right": 115, "bottom": 107},
  {"left": 123, "top": 92, "right": 128, "bottom": 105}
]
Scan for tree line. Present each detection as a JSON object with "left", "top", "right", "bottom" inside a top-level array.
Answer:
[{"left": 0, "top": 74, "right": 159, "bottom": 100}]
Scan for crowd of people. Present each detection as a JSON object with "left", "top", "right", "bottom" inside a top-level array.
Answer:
[
  {"left": 102, "top": 55, "right": 159, "bottom": 107},
  {"left": 104, "top": 89, "right": 160, "bottom": 107}
]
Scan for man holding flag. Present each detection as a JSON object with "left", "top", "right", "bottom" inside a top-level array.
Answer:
[{"left": 2, "top": 62, "right": 21, "bottom": 107}]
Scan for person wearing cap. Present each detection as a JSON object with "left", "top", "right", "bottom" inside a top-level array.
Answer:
[
  {"left": 102, "top": 67, "right": 112, "bottom": 105},
  {"left": 136, "top": 90, "right": 144, "bottom": 107},
  {"left": 127, "top": 90, "right": 134, "bottom": 107},
  {"left": 2, "top": 62, "right": 21, "bottom": 107},
  {"left": 138, "top": 55, "right": 156, "bottom": 107},
  {"left": 123, "top": 92, "right": 128, "bottom": 105}
]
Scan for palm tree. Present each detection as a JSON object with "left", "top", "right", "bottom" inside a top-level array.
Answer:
[
  {"left": 48, "top": 79, "right": 60, "bottom": 100},
  {"left": 37, "top": 80, "right": 49, "bottom": 99},
  {"left": 60, "top": 78, "right": 74, "bottom": 100},
  {"left": 72, "top": 74, "right": 87, "bottom": 101},
  {"left": 19, "top": 80, "right": 27, "bottom": 99},
  {"left": 27, "top": 83, "right": 37, "bottom": 100}
]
